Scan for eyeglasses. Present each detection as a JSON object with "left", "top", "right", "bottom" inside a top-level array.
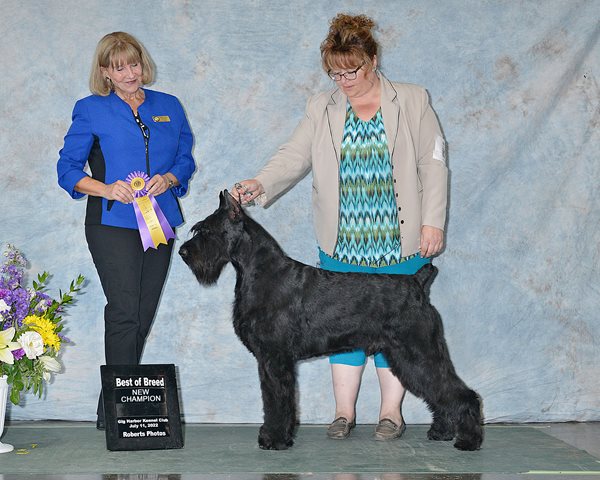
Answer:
[{"left": 328, "top": 63, "right": 365, "bottom": 81}]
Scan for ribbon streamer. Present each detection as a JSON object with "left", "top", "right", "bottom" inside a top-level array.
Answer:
[{"left": 126, "top": 171, "right": 175, "bottom": 251}]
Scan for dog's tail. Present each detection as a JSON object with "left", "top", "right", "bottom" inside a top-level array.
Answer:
[{"left": 414, "top": 263, "right": 438, "bottom": 296}]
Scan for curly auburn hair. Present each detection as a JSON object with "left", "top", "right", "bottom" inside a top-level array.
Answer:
[{"left": 320, "top": 13, "right": 379, "bottom": 73}]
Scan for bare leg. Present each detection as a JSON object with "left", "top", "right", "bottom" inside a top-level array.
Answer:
[
  {"left": 331, "top": 363, "right": 365, "bottom": 422},
  {"left": 376, "top": 367, "right": 405, "bottom": 426}
]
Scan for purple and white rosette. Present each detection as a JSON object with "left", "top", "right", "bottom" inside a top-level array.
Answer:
[{"left": 125, "top": 171, "right": 175, "bottom": 251}]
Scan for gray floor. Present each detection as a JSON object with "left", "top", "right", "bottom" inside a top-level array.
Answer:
[{"left": 0, "top": 422, "right": 598, "bottom": 480}]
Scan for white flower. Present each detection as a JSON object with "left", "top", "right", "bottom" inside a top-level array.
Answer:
[
  {"left": 39, "top": 355, "right": 61, "bottom": 372},
  {"left": 39, "top": 355, "right": 61, "bottom": 382},
  {"left": 18, "top": 331, "right": 44, "bottom": 359},
  {"left": 0, "top": 327, "right": 21, "bottom": 365},
  {"left": 0, "top": 299, "right": 10, "bottom": 313}
]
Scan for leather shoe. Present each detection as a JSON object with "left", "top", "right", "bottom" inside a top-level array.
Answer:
[
  {"left": 327, "top": 416, "right": 355, "bottom": 439},
  {"left": 374, "top": 418, "right": 406, "bottom": 441}
]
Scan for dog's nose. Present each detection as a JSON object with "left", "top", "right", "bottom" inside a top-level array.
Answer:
[{"left": 179, "top": 245, "right": 188, "bottom": 259}]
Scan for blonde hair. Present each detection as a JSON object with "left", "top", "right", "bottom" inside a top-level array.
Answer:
[
  {"left": 89, "top": 32, "right": 155, "bottom": 96},
  {"left": 320, "top": 14, "right": 379, "bottom": 73}
]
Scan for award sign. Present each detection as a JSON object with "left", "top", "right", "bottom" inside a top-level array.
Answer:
[{"left": 100, "top": 364, "right": 183, "bottom": 451}]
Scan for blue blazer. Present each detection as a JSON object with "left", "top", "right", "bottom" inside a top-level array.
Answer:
[{"left": 57, "top": 89, "right": 195, "bottom": 229}]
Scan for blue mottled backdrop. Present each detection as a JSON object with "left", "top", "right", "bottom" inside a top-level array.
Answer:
[{"left": 1, "top": 0, "right": 598, "bottom": 424}]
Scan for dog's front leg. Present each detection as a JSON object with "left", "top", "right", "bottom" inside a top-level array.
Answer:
[{"left": 256, "top": 356, "right": 297, "bottom": 450}]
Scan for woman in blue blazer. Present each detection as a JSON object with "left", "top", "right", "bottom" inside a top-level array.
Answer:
[{"left": 57, "top": 32, "right": 195, "bottom": 429}]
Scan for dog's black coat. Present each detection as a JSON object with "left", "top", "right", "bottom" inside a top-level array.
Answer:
[{"left": 179, "top": 191, "right": 483, "bottom": 451}]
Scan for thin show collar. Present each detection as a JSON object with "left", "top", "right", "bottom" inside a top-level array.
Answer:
[{"left": 326, "top": 72, "right": 401, "bottom": 161}]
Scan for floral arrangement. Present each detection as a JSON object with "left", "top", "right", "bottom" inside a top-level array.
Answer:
[{"left": 0, "top": 244, "right": 84, "bottom": 405}]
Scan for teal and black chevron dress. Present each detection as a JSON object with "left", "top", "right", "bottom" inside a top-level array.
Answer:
[{"left": 332, "top": 103, "right": 408, "bottom": 267}]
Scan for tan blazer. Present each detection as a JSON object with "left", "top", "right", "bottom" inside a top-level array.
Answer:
[{"left": 256, "top": 73, "right": 448, "bottom": 258}]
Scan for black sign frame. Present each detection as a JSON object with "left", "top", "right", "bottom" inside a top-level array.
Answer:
[{"left": 100, "top": 364, "right": 183, "bottom": 451}]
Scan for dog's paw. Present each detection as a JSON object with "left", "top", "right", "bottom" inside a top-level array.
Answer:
[
  {"left": 427, "top": 422, "right": 456, "bottom": 441},
  {"left": 453, "top": 435, "right": 482, "bottom": 451},
  {"left": 427, "top": 425, "right": 455, "bottom": 441},
  {"left": 258, "top": 429, "right": 294, "bottom": 450},
  {"left": 258, "top": 436, "right": 294, "bottom": 450},
  {"left": 427, "top": 429, "right": 455, "bottom": 441}
]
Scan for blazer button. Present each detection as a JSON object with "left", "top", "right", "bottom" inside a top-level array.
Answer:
[{"left": 400, "top": 220, "right": 404, "bottom": 224}]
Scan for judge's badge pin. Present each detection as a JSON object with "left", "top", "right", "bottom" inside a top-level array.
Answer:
[{"left": 152, "top": 116, "right": 171, "bottom": 122}]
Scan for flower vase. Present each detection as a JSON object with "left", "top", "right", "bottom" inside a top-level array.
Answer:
[{"left": 0, "top": 375, "right": 14, "bottom": 453}]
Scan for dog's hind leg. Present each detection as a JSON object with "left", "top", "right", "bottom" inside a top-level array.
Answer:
[
  {"left": 425, "top": 372, "right": 482, "bottom": 450},
  {"left": 422, "top": 374, "right": 482, "bottom": 450},
  {"left": 382, "top": 310, "right": 483, "bottom": 450},
  {"left": 256, "top": 356, "right": 297, "bottom": 450},
  {"left": 383, "top": 347, "right": 456, "bottom": 441},
  {"left": 421, "top": 336, "right": 483, "bottom": 451},
  {"left": 428, "top": 408, "right": 456, "bottom": 441},
  {"left": 386, "top": 348, "right": 482, "bottom": 450}
]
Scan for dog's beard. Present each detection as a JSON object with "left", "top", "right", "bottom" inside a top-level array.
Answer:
[
  {"left": 180, "top": 233, "right": 232, "bottom": 285},
  {"left": 188, "top": 257, "right": 228, "bottom": 285}
]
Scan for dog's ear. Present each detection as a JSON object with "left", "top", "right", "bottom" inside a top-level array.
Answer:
[{"left": 222, "top": 189, "right": 243, "bottom": 222}]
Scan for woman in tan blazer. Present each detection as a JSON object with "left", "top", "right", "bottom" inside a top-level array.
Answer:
[{"left": 236, "top": 13, "right": 448, "bottom": 442}]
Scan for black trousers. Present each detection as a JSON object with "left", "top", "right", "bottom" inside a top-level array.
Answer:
[{"left": 85, "top": 225, "right": 174, "bottom": 420}]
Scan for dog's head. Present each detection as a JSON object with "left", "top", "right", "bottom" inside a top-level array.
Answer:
[{"left": 179, "top": 190, "right": 246, "bottom": 285}]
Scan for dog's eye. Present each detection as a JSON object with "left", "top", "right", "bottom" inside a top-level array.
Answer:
[{"left": 191, "top": 224, "right": 206, "bottom": 236}]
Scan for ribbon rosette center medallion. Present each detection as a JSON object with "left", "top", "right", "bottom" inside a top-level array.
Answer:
[{"left": 126, "top": 171, "right": 175, "bottom": 251}]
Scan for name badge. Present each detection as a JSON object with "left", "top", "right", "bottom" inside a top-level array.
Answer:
[{"left": 152, "top": 116, "right": 171, "bottom": 122}]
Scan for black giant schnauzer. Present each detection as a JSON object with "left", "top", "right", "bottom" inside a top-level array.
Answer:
[{"left": 179, "top": 191, "right": 483, "bottom": 451}]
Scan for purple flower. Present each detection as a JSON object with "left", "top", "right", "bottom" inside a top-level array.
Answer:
[
  {"left": 0, "top": 244, "right": 83, "bottom": 406},
  {"left": 58, "top": 333, "right": 71, "bottom": 343},
  {"left": 0, "top": 245, "right": 32, "bottom": 329},
  {"left": 12, "top": 348, "right": 25, "bottom": 361},
  {"left": 32, "top": 291, "right": 52, "bottom": 313}
]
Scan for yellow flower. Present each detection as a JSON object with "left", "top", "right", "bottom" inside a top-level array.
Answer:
[{"left": 23, "top": 315, "right": 61, "bottom": 351}]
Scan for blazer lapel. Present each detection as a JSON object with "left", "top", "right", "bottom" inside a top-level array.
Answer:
[
  {"left": 379, "top": 73, "right": 401, "bottom": 158},
  {"left": 326, "top": 75, "right": 400, "bottom": 161},
  {"left": 326, "top": 88, "right": 346, "bottom": 163}
]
